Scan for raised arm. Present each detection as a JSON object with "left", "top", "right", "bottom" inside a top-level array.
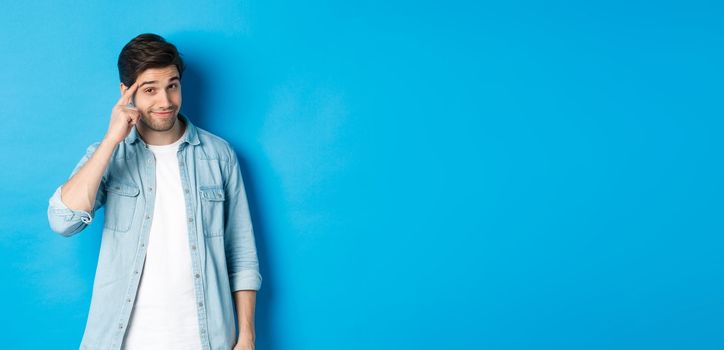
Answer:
[{"left": 47, "top": 81, "right": 142, "bottom": 236}]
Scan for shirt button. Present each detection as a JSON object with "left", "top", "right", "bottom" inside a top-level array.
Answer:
[
  {"left": 118, "top": 323, "right": 124, "bottom": 329},
  {"left": 191, "top": 245, "right": 196, "bottom": 250},
  {"left": 188, "top": 218, "right": 193, "bottom": 222},
  {"left": 148, "top": 187, "right": 152, "bottom": 192},
  {"left": 134, "top": 270, "right": 139, "bottom": 274},
  {"left": 146, "top": 215, "right": 150, "bottom": 220},
  {"left": 195, "top": 274, "right": 200, "bottom": 279},
  {"left": 141, "top": 243, "right": 145, "bottom": 247},
  {"left": 127, "top": 298, "right": 131, "bottom": 303},
  {"left": 114, "top": 186, "right": 120, "bottom": 190},
  {"left": 200, "top": 329, "right": 205, "bottom": 334},
  {"left": 198, "top": 302, "right": 203, "bottom": 307},
  {"left": 184, "top": 189, "right": 189, "bottom": 193}
]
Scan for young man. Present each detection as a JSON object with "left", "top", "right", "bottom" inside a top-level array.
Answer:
[{"left": 47, "top": 33, "right": 261, "bottom": 350}]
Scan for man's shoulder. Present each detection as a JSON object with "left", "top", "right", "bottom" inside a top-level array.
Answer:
[{"left": 194, "top": 126, "right": 235, "bottom": 161}]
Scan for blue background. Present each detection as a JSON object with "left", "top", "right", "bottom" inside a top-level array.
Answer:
[{"left": 1, "top": 1, "right": 722, "bottom": 349}]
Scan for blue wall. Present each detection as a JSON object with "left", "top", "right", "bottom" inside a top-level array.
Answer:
[{"left": 1, "top": 1, "right": 722, "bottom": 349}]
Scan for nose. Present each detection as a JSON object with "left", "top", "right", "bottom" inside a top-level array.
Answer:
[{"left": 157, "top": 91, "right": 173, "bottom": 109}]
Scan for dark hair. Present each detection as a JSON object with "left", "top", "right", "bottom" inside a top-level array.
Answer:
[{"left": 117, "top": 33, "right": 185, "bottom": 87}]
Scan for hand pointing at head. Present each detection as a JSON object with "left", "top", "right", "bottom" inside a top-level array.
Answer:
[{"left": 104, "top": 81, "right": 141, "bottom": 145}]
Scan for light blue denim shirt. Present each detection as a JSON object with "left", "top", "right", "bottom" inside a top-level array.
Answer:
[{"left": 47, "top": 113, "right": 262, "bottom": 350}]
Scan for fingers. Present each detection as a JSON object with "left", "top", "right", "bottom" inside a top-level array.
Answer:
[
  {"left": 123, "top": 106, "right": 140, "bottom": 124},
  {"left": 129, "top": 111, "right": 140, "bottom": 125},
  {"left": 123, "top": 81, "right": 139, "bottom": 106},
  {"left": 117, "top": 81, "right": 140, "bottom": 106}
]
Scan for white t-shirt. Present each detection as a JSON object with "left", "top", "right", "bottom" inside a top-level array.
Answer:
[{"left": 122, "top": 136, "right": 202, "bottom": 350}]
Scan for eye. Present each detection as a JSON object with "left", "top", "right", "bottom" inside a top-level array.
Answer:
[
  {"left": 145, "top": 88, "right": 155, "bottom": 93},
  {"left": 169, "top": 83, "right": 179, "bottom": 90}
]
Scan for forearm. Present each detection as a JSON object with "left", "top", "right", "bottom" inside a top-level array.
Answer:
[
  {"left": 61, "top": 138, "right": 116, "bottom": 212},
  {"left": 233, "top": 290, "right": 257, "bottom": 340}
]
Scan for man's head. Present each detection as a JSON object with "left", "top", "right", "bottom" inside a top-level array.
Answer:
[{"left": 118, "top": 33, "right": 185, "bottom": 132}]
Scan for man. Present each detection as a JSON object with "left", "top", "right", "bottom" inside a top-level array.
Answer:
[{"left": 47, "top": 33, "right": 261, "bottom": 350}]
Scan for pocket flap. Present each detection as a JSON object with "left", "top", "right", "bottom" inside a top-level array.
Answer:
[
  {"left": 105, "top": 181, "right": 140, "bottom": 197},
  {"left": 200, "top": 187, "right": 225, "bottom": 201}
]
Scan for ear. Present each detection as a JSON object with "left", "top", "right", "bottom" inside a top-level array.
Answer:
[{"left": 120, "top": 82, "right": 127, "bottom": 96}]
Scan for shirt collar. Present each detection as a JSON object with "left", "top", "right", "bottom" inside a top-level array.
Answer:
[{"left": 124, "top": 112, "right": 200, "bottom": 146}]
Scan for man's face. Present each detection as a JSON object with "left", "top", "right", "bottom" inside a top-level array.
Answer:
[{"left": 125, "top": 65, "right": 182, "bottom": 132}]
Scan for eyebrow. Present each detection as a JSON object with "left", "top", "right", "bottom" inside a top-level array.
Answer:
[{"left": 139, "top": 76, "right": 180, "bottom": 88}]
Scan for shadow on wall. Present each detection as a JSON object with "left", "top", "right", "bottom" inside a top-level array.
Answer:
[{"left": 177, "top": 33, "right": 278, "bottom": 350}]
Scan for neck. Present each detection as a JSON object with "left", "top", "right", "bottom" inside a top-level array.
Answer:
[{"left": 137, "top": 116, "right": 186, "bottom": 146}]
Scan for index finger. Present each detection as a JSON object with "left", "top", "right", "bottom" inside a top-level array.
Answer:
[{"left": 118, "top": 81, "right": 140, "bottom": 106}]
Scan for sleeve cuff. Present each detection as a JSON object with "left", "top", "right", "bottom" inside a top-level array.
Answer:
[
  {"left": 229, "top": 269, "right": 262, "bottom": 291},
  {"left": 48, "top": 185, "right": 94, "bottom": 224}
]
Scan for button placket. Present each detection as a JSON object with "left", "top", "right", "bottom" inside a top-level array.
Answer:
[{"left": 177, "top": 149, "right": 212, "bottom": 350}]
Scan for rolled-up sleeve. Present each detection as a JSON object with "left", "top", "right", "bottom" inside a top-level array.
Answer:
[
  {"left": 223, "top": 146, "right": 262, "bottom": 291},
  {"left": 47, "top": 142, "right": 106, "bottom": 237}
]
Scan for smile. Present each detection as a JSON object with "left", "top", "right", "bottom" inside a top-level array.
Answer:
[{"left": 152, "top": 111, "right": 174, "bottom": 117}]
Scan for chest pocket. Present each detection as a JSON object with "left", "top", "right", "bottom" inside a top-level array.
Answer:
[
  {"left": 103, "top": 181, "right": 140, "bottom": 232},
  {"left": 199, "top": 186, "right": 226, "bottom": 237}
]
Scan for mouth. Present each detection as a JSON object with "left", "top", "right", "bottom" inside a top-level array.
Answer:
[{"left": 152, "top": 110, "right": 174, "bottom": 117}]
